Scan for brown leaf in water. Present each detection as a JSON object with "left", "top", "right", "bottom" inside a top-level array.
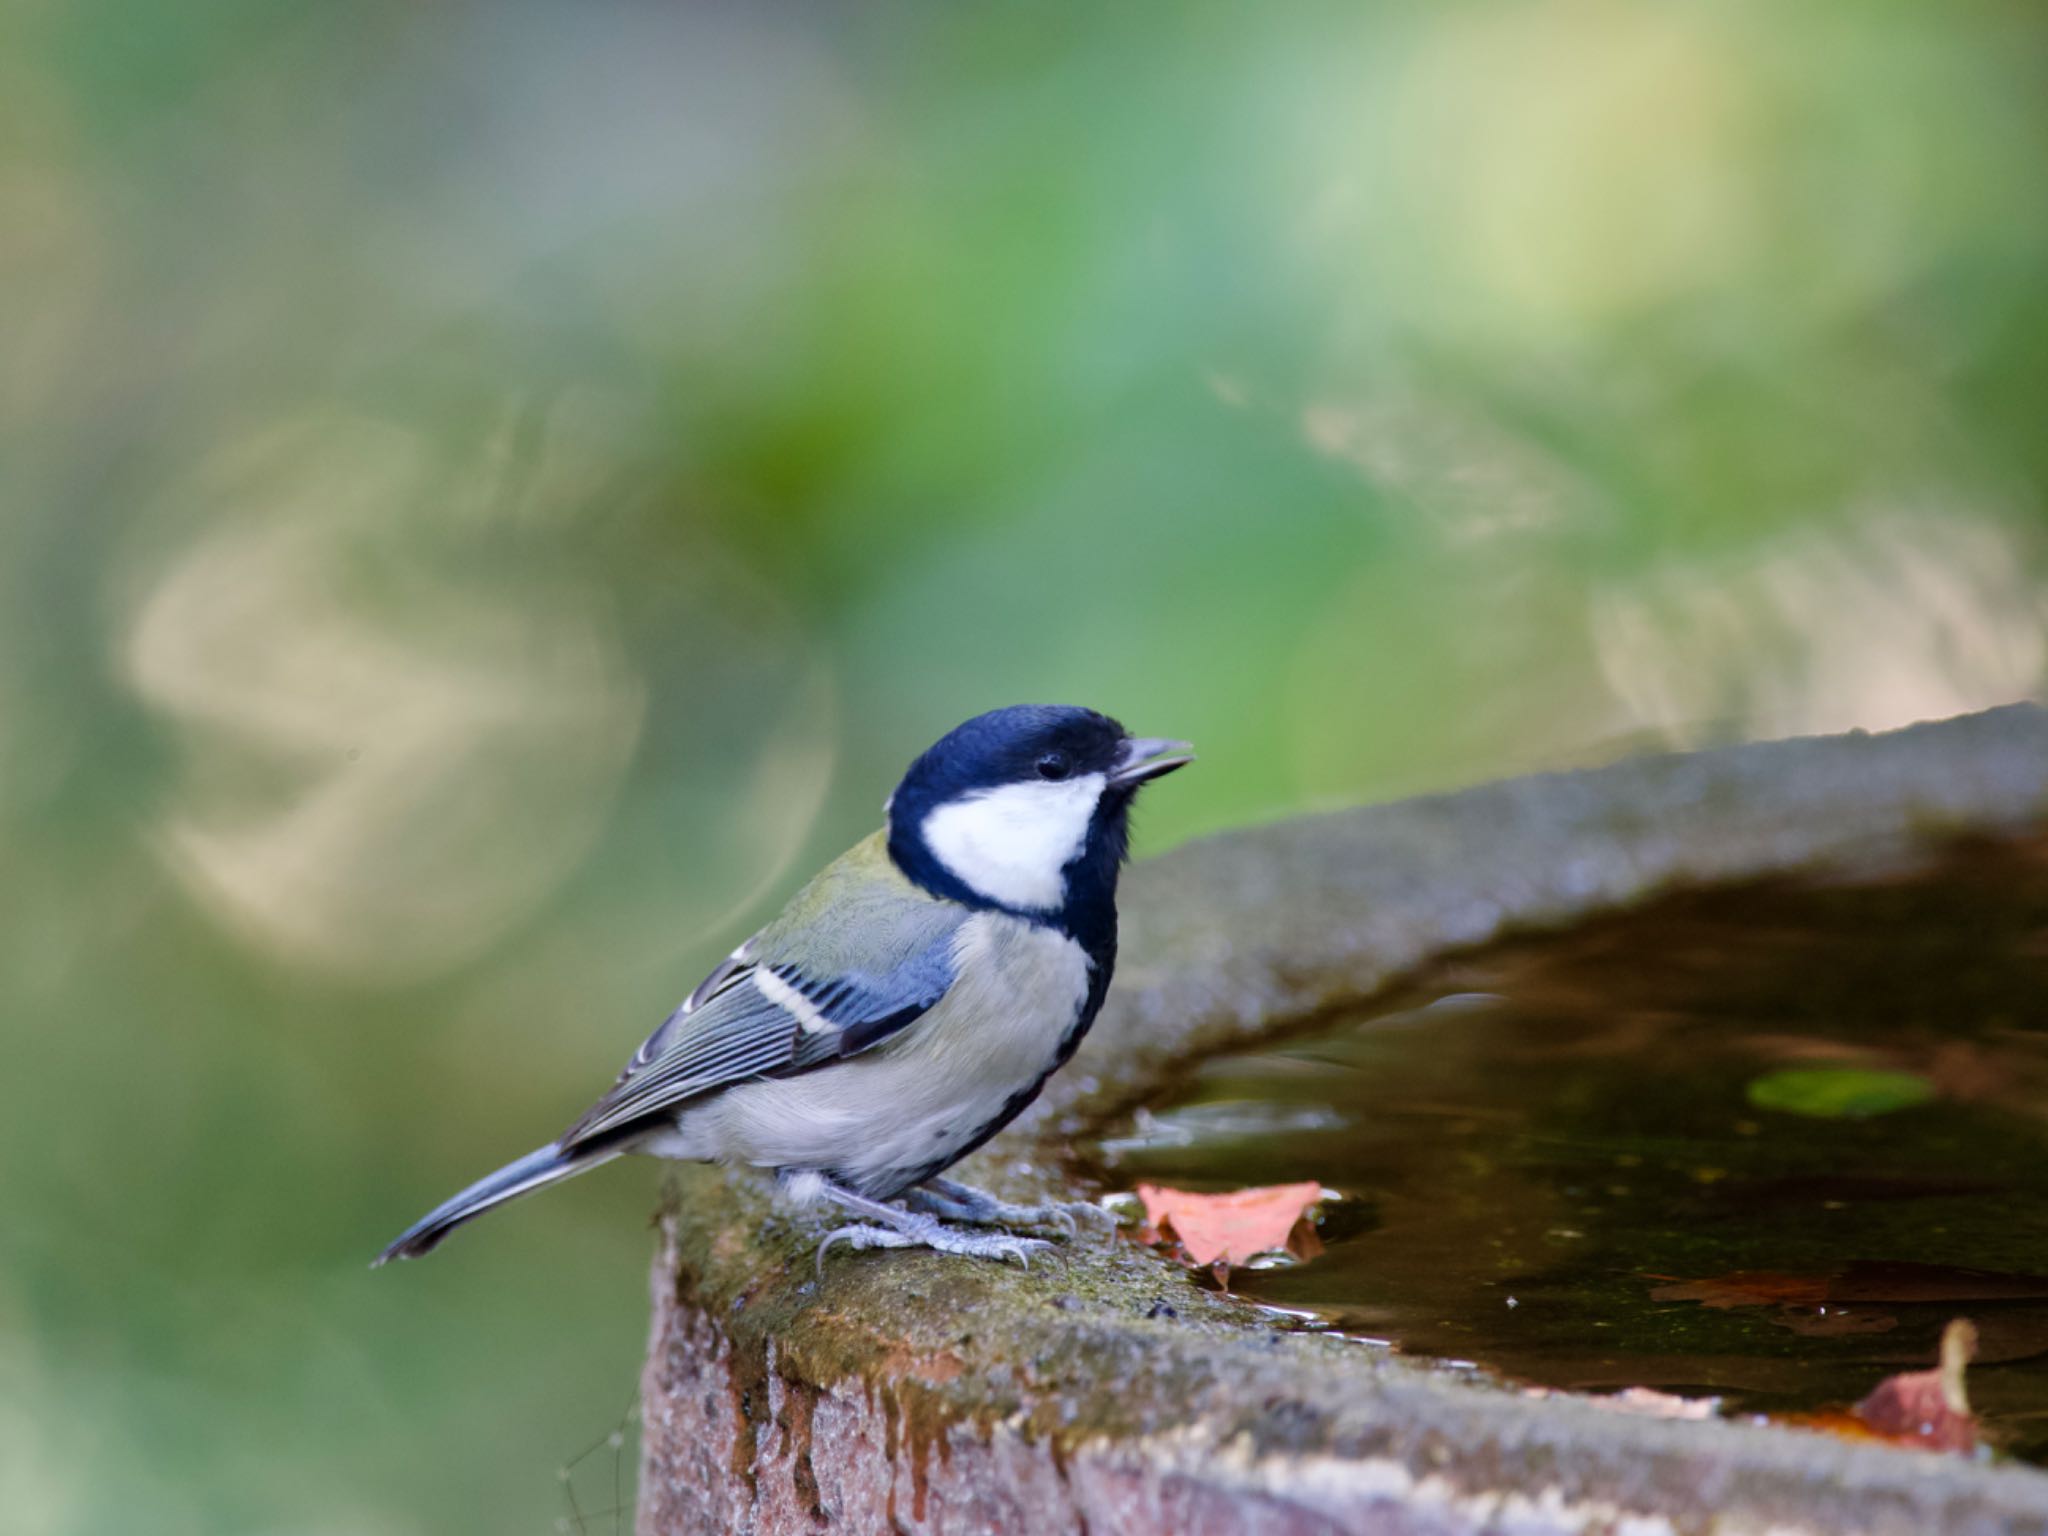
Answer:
[
  {"left": 1781, "top": 1319, "right": 1979, "bottom": 1454},
  {"left": 1773, "top": 1307, "right": 1899, "bottom": 1338},
  {"left": 1135, "top": 1181, "right": 1325, "bottom": 1277},
  {"left": 1854, "top": 1319, "right": 1978, "bottom": 1452}
]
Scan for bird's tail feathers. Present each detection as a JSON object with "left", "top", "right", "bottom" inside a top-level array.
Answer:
[{"left": 371, "top": 1142, "right": 619, "bottom": 1266}]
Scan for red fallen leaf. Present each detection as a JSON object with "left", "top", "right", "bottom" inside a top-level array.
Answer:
[
  {"left": 1135, "top": 1181, "right": 1325, "bottom": 1278},
  {"left": 1854, "top": 1318, "right": 1978, "bottom": 1452},
  {"left": 1780, "top": 1319, "right": 1979, "bottom": 1455}
]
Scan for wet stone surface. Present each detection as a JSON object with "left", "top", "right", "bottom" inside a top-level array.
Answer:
[{"left": 1099, "top": 833, "right": 2048, "bottom": 1460}]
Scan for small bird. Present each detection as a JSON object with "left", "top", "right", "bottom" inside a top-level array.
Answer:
[{"left": 374, "top": 704, "right": 1192, "bottom": 1267}]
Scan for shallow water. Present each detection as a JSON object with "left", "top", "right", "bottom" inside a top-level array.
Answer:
[{"left": 1096, "top": 834, "right": 2048, "bottom": 1459}]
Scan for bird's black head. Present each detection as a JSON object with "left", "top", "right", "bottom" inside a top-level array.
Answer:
[{"left": 885, "top": 705, "right": 1193, "bottom": 954}]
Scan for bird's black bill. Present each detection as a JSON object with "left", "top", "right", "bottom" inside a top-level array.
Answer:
[{"left": 1109, "top": 735, "right": 1195, "bottom": 787}]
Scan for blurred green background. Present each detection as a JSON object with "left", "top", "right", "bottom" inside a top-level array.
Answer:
[{"left": 3, "top": 1, "right": 2046, "bottom": 1531}]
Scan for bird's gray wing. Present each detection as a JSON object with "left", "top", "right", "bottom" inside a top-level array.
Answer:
[{"left": 560, "top": 901, "right": 967, "bottom": 1148}]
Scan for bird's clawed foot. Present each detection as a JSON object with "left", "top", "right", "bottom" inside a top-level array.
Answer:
[
  {"left": 907, "top": 1176, "right": 1119, "bottom": 1239},
  {"left": 815, "top": 1215, "right": 1055, "bottom": 1275},
  {"left": 808, "top": 1177, "right": 1060, "bottom": 1275}
]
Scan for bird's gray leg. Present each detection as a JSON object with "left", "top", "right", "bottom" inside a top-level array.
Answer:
[
  {"left": 804, "top": 1176, "right": 1057, "bottom": 1274},
  {"left": 906, "top": 1175, "right": 1119, "bottom": 1238}
]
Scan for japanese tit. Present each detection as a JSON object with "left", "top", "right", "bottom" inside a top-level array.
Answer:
[{"left": 375, "top": 704, "right": 1193, "bottom": 1267}]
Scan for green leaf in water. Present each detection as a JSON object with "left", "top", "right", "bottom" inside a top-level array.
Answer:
[{"left": 1745, "top": 1068, "right": 1937, "bottom": 1119}]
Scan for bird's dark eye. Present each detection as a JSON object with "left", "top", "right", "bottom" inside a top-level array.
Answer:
[{"left": 1035, "top": 752, "right": 1071, "bottom": 782}]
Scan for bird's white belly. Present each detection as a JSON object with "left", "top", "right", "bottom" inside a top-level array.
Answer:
[{"left": 655, "top": 913, "right": 1092, "bottom": 1194}]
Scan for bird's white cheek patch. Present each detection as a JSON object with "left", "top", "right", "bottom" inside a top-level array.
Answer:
[{"left": 921, "top": 774, "right": 1106, "bottom": 910}]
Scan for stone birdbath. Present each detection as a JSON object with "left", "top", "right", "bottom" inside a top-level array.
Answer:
[{"left": 636, "top": 704, "right": 2048, "bottom": 1535}]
